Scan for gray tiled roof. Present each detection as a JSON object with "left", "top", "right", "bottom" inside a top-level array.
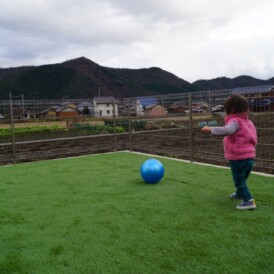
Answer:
[{"left": 93, "top": 97, "right": 118, "bottom": 104}]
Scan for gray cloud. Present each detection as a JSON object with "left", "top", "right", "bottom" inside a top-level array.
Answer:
[{"left": 0, "top": 0, "right": 274, "bottom": 82}]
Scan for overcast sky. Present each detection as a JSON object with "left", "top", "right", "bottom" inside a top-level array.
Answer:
[{"left": 0, "top": 0, "right": 274, "bottom": 82}]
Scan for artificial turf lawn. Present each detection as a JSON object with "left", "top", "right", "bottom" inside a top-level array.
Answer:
[{"left": 0, "top": 152, "right": 274, "bottom": 274}]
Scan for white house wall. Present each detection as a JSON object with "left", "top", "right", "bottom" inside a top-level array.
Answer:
[
  {"left": 94, "top": 103, "right": 118, "bottom": 117},
  {"left": 136, "top": 100, "right": 144, "bottom": 116}
]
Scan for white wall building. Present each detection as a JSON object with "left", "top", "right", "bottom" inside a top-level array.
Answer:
[{"left": 93, "top": 97, "right": 118, "bottom": 117}]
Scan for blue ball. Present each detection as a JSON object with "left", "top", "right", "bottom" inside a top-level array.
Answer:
[{"left": 140, "top": 159, "right": 165, "bottom": 184}]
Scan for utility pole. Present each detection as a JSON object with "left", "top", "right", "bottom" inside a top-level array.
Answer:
[{"left": 21, "top": 94, "right": 25, "bottom": 121}]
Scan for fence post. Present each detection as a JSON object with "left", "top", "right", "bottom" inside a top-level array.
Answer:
[
  {"left": 112, "top": 100, "right": 117, "bottom": 152},
  {"left": 128, "top": 100, "right": 132, "bottom": 152},
  {"left": 188, "top": 92, "right": 193, "bottom": 162},
  {"left": 208, "top": 91, "right": 212, "bottom": 113},
  {"left": 9, "top": 92, "right": 16, "bottom": 164}
]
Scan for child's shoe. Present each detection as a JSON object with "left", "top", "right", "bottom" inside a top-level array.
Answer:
[
  {"left": 229, "top": 192, "right": 242, "bottom": 200},
  {"left": 236, "top": 199, "right": 256, "bottom": 210}
]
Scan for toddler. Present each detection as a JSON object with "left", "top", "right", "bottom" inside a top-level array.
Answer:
[{"left": 202, "top": 94, "right": 257, "bottom": 210}]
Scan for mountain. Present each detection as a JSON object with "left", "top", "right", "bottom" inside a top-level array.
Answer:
[
  {"left": 0, "top": 57, "right": 273, "bottom": 99},
  {"left": 0, "top": 57, "right": 198, "bottom": 99},
  {"left": 193, "top": 76, "right": 272, "bottom": 90}
]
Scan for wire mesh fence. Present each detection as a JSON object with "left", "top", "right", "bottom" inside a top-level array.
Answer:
[{"left": 0, "top": 88, "right": 273, "bottom": 174}]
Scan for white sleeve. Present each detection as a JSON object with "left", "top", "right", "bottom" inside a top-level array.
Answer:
[{"left": 210, "top": 121, "right": 239, "bottom": 136}]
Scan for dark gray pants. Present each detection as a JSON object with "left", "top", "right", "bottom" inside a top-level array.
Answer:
[{"left": 229, "top": 159, "right": 254, "bottom": 201}]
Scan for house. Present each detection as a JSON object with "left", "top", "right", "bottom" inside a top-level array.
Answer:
[
  {"left": 77, "top": 101, "right": 94, "bottom": 116},
  {"left": 231, "top": 85, "right": 274, "bottom": 112},
  {"left": 40, "top": 103, "right": 80, "bottom": 118},
  {"left": 167, "top": 102, "right": 187, "bottom": 114},
  {"left": 93, "top": 97, "right": 118, "bottom": 117},
  {"left": 144, "top": 104, "right": 167, "bottom": 116},
  {"left": 57, "top": 105, "right": 80, "bottom": 118},
  {"left": 40, "top": 105, "right": 59, "bottom": 118},
  {"left": 118, "top": 103, "right": 136, "bottom": 116},
  {"left": 136, "top": 97, "right": 158, "bottom": 116},
  {"left": 212, "top": 104, "right": 224, "bottom": 113},
  {"left": 192, "top": 102, "right": 209, "bottom": 113}
]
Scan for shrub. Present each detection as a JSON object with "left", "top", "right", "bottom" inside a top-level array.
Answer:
[
  {"left": 104, "top": 120, "right": 147, "bottom": 131},
  {"left": 73, "top": 123, "right": 125, "bottom": 134}
]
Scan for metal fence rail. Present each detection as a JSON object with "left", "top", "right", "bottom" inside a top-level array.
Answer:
[{"left": 0, "top": 89, "right": 273, "bottom": 174}]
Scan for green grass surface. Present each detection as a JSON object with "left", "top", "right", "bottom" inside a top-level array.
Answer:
[{"left": 0, "top": 152, "right": 273, "bottom": 274}]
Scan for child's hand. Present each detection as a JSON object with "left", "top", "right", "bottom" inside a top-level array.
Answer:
[{"left": 201, "top": 126, "right": 211, "bottom": 133}]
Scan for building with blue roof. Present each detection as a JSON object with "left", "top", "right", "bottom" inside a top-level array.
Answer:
[{"left": 136, "top": 97, "right": 158, "bottom": 115}]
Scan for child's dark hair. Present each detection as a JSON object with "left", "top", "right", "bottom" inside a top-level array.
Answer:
[{"left": 224, "top": 94, "right": 250, "bottom": 114}]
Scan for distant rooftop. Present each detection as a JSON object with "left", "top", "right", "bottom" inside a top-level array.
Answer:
[
  {"left": 93, "top": 97, "right": 118, "bottom": 104},
  {"left": 231, "top": 85, "right": 274, "bottom": 94},
  {"left": 137, "top": 97, "right": 158, "bottom": 107}
]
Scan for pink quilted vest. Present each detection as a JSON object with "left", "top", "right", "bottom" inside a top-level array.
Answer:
[{"left": 223, "top": 113, "right": 257, "bottom": 160}]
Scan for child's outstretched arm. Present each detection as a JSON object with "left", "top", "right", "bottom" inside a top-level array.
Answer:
[
  {"left": 201, "top": 126, "right": 211, "bottom": 133},
  {"left": 201, "top": 122, "right": 239, "bottom": 136}
]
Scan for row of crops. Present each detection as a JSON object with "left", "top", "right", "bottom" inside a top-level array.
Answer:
[{"left": 0, "top": 120, "right": 149, "bottom": 142}]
